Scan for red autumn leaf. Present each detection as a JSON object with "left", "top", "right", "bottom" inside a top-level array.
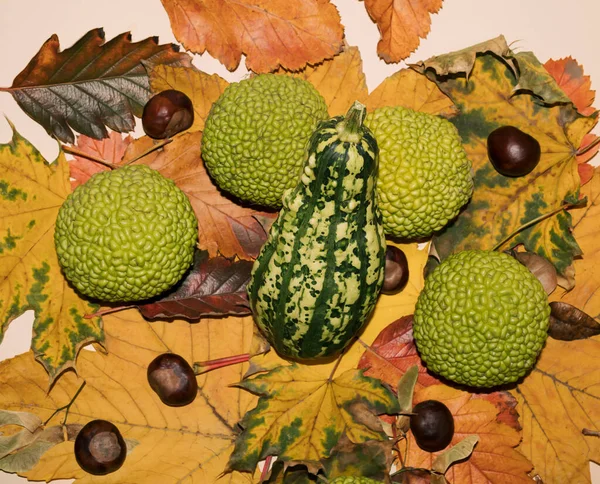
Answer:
[
  {"left": 159, "top": 0, "right": 344, "bottom": 73},
  {"left": 67, "top": 132, "right": 133, "bottom": 189},
  {"left": 358, "top": 315, "right": 439, "bottom": 391},
  {"left": 137, "top": 250, "right": 253, "bottom": 320}
]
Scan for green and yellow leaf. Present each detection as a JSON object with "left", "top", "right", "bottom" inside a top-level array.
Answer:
[
  {"left": 0, "top": 126, "right": 102, "bottom": 383},
  {"left": 512, "top": 168, "right": 600, "bottom": 483},
  {"left": 228, "top": 363, "right": 400, "bottom": 473},
  {"left": 426, "top": 50, "right": 596, "bottom": 274}
]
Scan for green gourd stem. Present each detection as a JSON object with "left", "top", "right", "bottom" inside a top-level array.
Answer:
[
  {"left": 492, "top": 199, "right": 585, "bottom": 251},
  {"left": 336, "top": 100, "right": 367, "bottom": 143}
]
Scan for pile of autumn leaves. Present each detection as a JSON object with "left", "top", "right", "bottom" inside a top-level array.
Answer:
[{"left": 0, "top": 32, "right": 599, "bottom": 484}]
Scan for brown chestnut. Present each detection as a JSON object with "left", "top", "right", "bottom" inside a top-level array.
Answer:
[
  {"left": 142, "top": 89, "right": 194, "bottom": 139},
  {"left": 74, "top": 419, "right": 126, "bottom": 475},
  {"left": 382, "top": 245, "right": 409, "bottom": 295},
  {"left": 410, "top": 400, "right": 454, "bottom": 452},
  {"left": 147, "top": 353, "right": 198, "bottom": 407},
  {"left": 487, "top": 126, "right": 541, "bottom": 177}
]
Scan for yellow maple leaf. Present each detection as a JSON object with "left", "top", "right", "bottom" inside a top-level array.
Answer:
[
  {"left": 0, "top": 125, "right": 102, "bottom": 383},
  {"left": 365, "top": 68, "right": 456, "bottom": 117},
  {"left": 282, "top": 46, "right": 369, "bottom": 117},
  {"left": 511, "top": 167, "right": 600, "bottom": 483},
  {"left": 228, "top": 364, "right": 400, "bottom": 473},
  {"left": 0, "top": 309, "right": 258, "bottom": 483}
]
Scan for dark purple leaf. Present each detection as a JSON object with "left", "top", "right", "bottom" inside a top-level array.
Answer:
[{"left": 138, "top": 250, "right": 253, "bottom": 320}]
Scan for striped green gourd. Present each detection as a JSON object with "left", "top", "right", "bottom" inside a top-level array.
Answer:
[{"left": 248, "top": 101, "right": 386, "bottom": 360}]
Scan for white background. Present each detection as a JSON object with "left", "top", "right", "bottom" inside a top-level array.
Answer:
[{"left": 0, "top": 1, "right": 599, "bottom": 483}]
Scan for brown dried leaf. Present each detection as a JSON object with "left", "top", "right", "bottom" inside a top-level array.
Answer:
[
  {"left": 548, "top": 301, "right": 600, "bottom": 341},
  {"left": 412, "top": 35, "right": 514, "bottom": 78},
  {"left": 363, "top": 0, "right": 443, "bottom": 63},
  {"left": 160, "top": 0, "right": 344, "bottom": 73},
  {"left": 512, "top": 251, "right": 558, "bottom": 295}
]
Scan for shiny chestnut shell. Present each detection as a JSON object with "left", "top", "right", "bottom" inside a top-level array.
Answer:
[
  {"left": 382, "top": 245, "right": 409, "bottom": 295},
  {"left": 142, "top": 89, "right": 194, "bottom": 139},
  {"left": 74, "top": 419, "right": 126, "bottom": 475},
  {"left": 487, "top": 125, "right": 541, "bottom": 177},
  {"left": 410, "top": 400, "right": 454, "bottom": 452},
  {"left": 147, "top": 353, "right": 198, "bottom": 407}
]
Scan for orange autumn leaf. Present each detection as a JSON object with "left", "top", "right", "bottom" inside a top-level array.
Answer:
[
  {"left": 363, "top": 0, "right": 443, "bottom": 63},
  {"left": 404, "top": 385, "right": 534, "bottom": 484},
  {"left": 160, "top": 0, "right": 344, "bottom": 73},
  {"left": 544, "top": 57, "right": 596, "bottom": 116},
  {"left": 122, "top": 133, "right": 275, "bottom": 260},
  {"left": 67, "top": 132, "right": 133, "bottom": 189},
  {"left": 544, "top": 57, "right": 598, "bottom": 185}
]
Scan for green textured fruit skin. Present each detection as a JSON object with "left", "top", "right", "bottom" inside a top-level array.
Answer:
[
  {"left": 202, "top": 74, "right": 329, "bottom": 208},
  {"left": 55, "top": 165, "right": 198, "bottom": 302},
  {"left": 413, "top": 250, "right": 550, "bottom": 388},
  {"left": 248, "top": 103, "right": 386, "bottom": 360},
  {"left": 365, "top": 106, "right": 473, "bottom": 239},
  {"left": 328, "top": 477, "right": 383, "bottom": 484}
]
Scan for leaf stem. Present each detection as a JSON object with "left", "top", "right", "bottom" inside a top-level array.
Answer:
[
  {"left": 327, "top": 351, "right": 345, "bottom": 383},
  {"left": 122, "top": 138, "right": 172, "bottom": 166},
  {"left": 260, "top": 455, "right": 274, "bottom": 482},
  {"left": 492, "top": 200, "right": 585, "bottom": 252},
  {"left": 84, "top": 306, "right": 134, "bottom": 319},
  {"left": 62, "top": 145, "right": 117, "bottom": 169},
  {"left": 583, "top": 428, "right": 600, "bottom": 437},
  {"left": 44, "top": 381, "right": 87, "bottom": 426},
  {"left": 576, "top": 135, "right": 600, "bottom": 156},
  {"left": 193, "top": 354, "right": 250, "bottom": 375}
]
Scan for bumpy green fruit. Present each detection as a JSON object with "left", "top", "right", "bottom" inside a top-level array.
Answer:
[
  {"left": 202, "top": 74, "right": 328, "bottom": 208},
  {"left": 328, "top": 477, "right": 383, "bottom": 484},
  {"left": 413, "top": 250, "right": 550, "bottom": 388},
  {"left": 55, "top": 165, "right": 198, "bottom": 302},
  {"left": 365, "top": 106, "right": 473, "bottom": 239}
]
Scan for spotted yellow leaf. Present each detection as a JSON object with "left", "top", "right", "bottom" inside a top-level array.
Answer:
[{"left": 0, "top": 125, "right": 102, "bottom": 383}]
